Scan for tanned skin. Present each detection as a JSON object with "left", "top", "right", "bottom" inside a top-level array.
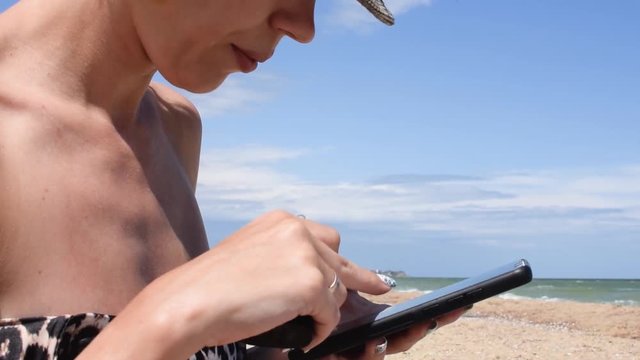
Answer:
[{"left": 0, "top": 0, "right": 464, "bottom": 358}]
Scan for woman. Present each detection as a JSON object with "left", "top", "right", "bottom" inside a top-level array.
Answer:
[{"left": 0, "top": 0, "right": 464, "bottom": 359}]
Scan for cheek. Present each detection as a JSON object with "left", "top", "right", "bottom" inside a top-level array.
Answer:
[
  {"left": 157, "top": 45, "right": 235, "bottom": 93},
  {"left": 132, "top": 3, "right": 239, "bottom": 92}
]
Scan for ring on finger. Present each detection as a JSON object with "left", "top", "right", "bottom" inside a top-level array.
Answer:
[
  {"left": 426, "top": 320, "right": 439, "bottom": 335},
  {"left": 374, "top": 337, "right": 388, "bottom": 355},
  {"left": 328, "top": 272, "right": 340, "bottom": 291}
]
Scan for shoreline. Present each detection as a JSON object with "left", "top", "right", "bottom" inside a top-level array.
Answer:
[
  {"left": 365, "top": 291, "right": 640, "bottom": 359},
  {"left": 392, "top": 289, "right": 639, "bottom": 308}
]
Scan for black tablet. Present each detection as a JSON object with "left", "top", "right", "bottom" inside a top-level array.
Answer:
[{"left": 289, "top": 259, "right": 533, "bottom": 360}]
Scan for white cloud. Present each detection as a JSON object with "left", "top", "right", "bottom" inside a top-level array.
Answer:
[
  {"left": 196, "top": 145, "right": 640, "bottom": 240},
  {"left": 327, "top": 0, "right": 433, "bottom": 32},
  {"left": 386, "top": 0, "right": 434, "bottom": 14},
  {"left": 177, "top": 73, "right": 282, "bottom": 119}
]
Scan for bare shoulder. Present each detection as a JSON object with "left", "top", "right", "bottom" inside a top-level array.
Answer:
[
  {"left": 148, "top": 82, "right": 202, "bottom": 189},
  {"left": 148, "top": 81, "right": 201, "bottom": 122}
]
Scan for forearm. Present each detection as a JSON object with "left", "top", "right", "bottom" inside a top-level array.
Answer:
[
  {"left": 75, "top": 284, "right": 200, "bottom": 360},
  {"left": 75, "top": 271, "right": 221, "bottom": 360}
]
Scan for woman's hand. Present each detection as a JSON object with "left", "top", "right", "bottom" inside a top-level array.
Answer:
[
  {"left": 80, "top": 210, "right": 390, "bottom": 360},
  {"left": 297, "top": 216, "right": 469, "bottom": 359},
  {"left": 245, "top": 214, "right": 468, "bottom": 360},
  {"left": 247, "top": 293, "right": 468, "bottom": 360},
  {"left": 328, "top": 292, "right": 469, "bottom": 359}
]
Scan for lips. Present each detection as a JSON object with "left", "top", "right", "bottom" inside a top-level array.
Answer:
[{"left": 231, "top": 45, "right": 258, "bottom": 73}]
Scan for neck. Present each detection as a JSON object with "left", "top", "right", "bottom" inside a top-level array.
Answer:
[{"left": 0, "top": 0, "right": 156, "bottom": 126}]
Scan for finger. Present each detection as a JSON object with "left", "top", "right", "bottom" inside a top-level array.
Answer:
[
  {"left": 294, "top": 215, "right": 389, "bottom": 295},
  {"left": 333, "top": 344, "right": 365, "bottom": 359},
  {"left": 433, "top": 305, "right": 471, "bottom": 328},
  {"left": 304, "top": 282, "right": 341, "bottom": 351},
  {"left": 367, "top": 337, "right": 388, "bottom": 359},
  {"left": 327, "top": 271, "right": 348, "bottom": 307},
  {"left": 312, "top": 240, "right": 390, "bottom": 295},
  {"left": 385, "top": 320, "right": 435, "bottom": 354},
  {"left": 383, "top": 305, "right": 472, "bottom": 354},
  {"left": 305, "top": 264, "right": 348, "bottom": 351},
  {"left": 333, "top": 337, "right": 387, "bottom": 360},
  {"left": 300, "top": 218, "right": 342, "bottom": 252}
]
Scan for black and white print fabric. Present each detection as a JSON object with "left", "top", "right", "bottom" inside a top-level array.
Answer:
[{"left": 0, "top": 314, "right": 245, "bottom": 360}]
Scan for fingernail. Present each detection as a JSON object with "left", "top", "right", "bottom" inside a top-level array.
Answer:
[{"left": 376, "top": 273, "right": 397, "bottom": 288}]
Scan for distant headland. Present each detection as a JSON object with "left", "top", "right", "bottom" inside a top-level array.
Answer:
[{"left": 373, "top": 269, "right": 408, "bottom": 278}]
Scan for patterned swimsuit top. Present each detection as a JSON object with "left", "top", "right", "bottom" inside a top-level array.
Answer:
[{"left": 0, "top": 314, "right": 245, "bottom": 360}]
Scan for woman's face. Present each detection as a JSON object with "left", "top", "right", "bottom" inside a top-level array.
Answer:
[{"left": 131, "top": 0, "right": 316, "bottom": 92}]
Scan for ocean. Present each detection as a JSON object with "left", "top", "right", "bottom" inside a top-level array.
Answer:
[{"left": 394, "top": 277, "right": 640, "bottom": 306}]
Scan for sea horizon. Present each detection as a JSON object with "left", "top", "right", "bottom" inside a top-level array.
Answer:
[{"left": 392, "top": 277, "right": 640, "bottom": 307}]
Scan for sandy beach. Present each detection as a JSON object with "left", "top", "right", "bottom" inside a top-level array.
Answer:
[{"left": 365, "top": 291, "right": 640, "bottom": 359}]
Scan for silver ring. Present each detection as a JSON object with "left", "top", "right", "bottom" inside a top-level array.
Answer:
[
  {"left": 328, "top": 272, "right": 340, "bottom": 291},
  {"left": 426, "top": 320, "right": 438, "bottom": 336},
  {"left": 374, "top": 337, "right": 388, "bottom": 355},
  {"left": 296, "top": 214, "right": 306, "bottom": 219}
]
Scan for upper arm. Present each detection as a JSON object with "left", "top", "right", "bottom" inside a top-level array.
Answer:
[{"left": 148, "top": 82, "right": 203, "bottom": 191}]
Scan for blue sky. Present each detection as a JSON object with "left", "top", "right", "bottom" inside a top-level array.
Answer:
[
  {"left": 189, "top": 0, "right": 640, "bottom": 279},
  {"left": 5, "top": 0, "right": 638, "bottom": 278}
]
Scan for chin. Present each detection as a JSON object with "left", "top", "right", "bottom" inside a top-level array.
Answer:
[
  {"left": 189, "top": 75, "right": 229, "bottom": 94},
  {"left": 162, "top": 70, "right": 229, "bottom": 94}
]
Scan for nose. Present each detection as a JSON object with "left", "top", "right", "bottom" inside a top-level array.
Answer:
[{"left": 270, "top": 0, "right": 316, "bottom": 44}]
